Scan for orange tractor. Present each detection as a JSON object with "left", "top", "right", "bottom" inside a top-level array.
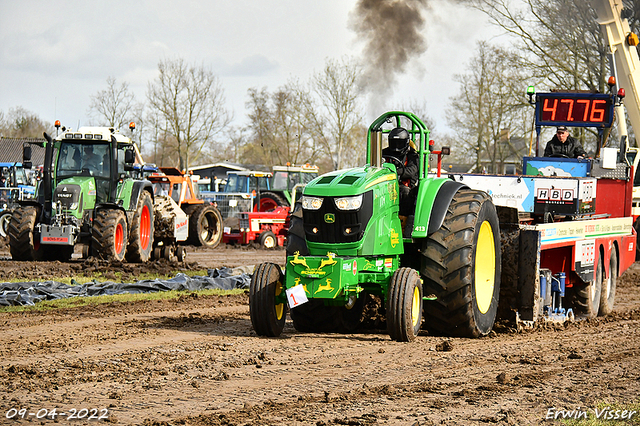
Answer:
[{"left": 147, "top": 167, "right": 223, "bottom": 250}]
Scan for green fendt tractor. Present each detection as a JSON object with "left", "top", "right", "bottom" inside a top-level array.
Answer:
[
  {"left": 249, "top": 112, "right": 502, "bottom": 342},
  {"left": 9, "top": 126, "right": 155, "bottom": 262}
]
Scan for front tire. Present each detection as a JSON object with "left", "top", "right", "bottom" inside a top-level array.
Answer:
[
  {"left": 421, "top": 189, "right": 501, "bottom": 337},
  {"left": 126, "top": 191, "right": 154, "bottom": 262},
  {"left": 8, "top": 205, "right": 43, "bottom": 261},
  {"left": 258, "top": 230, "right": 277, "bottom": 249},
  {"left": 249, "top": 262, "right": 286, "bottom": 337},
  {"left": 92, "top": 210, "right": 128, "bottom": 262},
  {"left": 387, "top": 268, "right": 423, "bottom": 342}
]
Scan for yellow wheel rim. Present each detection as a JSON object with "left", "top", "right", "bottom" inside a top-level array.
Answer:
[
  {"left": 475, "top": 221, "right": 495, "bottom": 315},
  {"left": 411, "top": 285, "right": 421, "bottom": 328},
  {"left": 275, "top": 280, "right": 284, "bottom": 320}
]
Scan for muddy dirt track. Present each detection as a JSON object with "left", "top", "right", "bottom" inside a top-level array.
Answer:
[{"left": 0, "top": 242, "right": 639, "bottom": 426}]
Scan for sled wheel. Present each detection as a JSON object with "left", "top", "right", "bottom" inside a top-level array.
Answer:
[
  {"left": 126, "top": 190, "right": 154, "bottom": 262},
  {"left": 258, "top": 230, "right": 277, "bottom": 249},
  {"left": 176, "top": 246, "right": 186, "bottom": 262},
  {"left": 634, "top": 217, "right": 640, "bottom": 261},
  {"left": 421, "top": 189, "right": 501, "bottom": 337},
  {"left": 249, "top": 262, "right": 286, "bottom": 337},
  {"left": 153, "top": 246, "right": 162, "bottom": 260},
  {"left": 92, "top": 209, "right": 128, "bottom": 262},
  {"left": 571, "top": 251, "right": 603, "bottom": 318},
  {"left": 8, "top": 205, "right": 44, "bottom": 261},
  {"left": 599, "top": 247, "right": 617, "bottom": 316},
  {"left": 387, "top": 268, "right": 423, "bottom": 342},
  {"left": 188, "top": 204, "right": 223, "bottom": 247},
  {"left": 255, "top": 191, "right": 286, "bottom": 212}
]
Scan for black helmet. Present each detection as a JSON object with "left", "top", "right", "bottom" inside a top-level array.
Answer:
[{"left": 388, "top": 127, "right": 410, "bottom": 154}]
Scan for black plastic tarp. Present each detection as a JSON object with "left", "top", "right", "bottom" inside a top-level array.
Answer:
[{"left": 0, "top": 268, "right": 251, "bottom": 307}]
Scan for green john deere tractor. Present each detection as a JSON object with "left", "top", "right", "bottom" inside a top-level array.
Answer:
[
  {"left": 9, "top": 126, "right": 154, "bottom": 262},
  {"left": 249, "top": 112, "right": 502, "bottom": 341}
]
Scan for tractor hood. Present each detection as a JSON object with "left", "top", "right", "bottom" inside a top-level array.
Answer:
[
  {"left": 53, "top": 176, "right": 97, "bottom": 217},
  {"left": 303, "top": 166, "right": 396, "bottom": 197}
]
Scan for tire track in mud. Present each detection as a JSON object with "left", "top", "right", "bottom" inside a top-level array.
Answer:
[{"left": 1, "top": 263, "right": 639, "bottom": 425}]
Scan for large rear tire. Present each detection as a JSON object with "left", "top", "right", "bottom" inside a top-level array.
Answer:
[
  {"left": 126, "top": 191, "right": 154, "bottom": 262},
  {"left": 249, "top": 262, "right": 286, "bottom": 337},
  {"left": 421, "top": 189, "right": 501, "bottom": 337},
  {"left": 8, "top": 205, "right": 44, "bottom": 261},
  {"left": 188, "top": 204, "right": 222, "bottom": 247},
  {"left": 92, "top": 210, "right": 128, "bottom": 262},
  {"left": 255, "top": 191, "right": 287, "bottom": 212},
  {"left": 387, "top": 268, "right": 423, "bottom": 342},
  {"left": 599, "top": 247, "right": 617, "bottom": 316}
]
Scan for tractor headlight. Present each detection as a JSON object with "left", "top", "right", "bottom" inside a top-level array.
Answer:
[
  {"left": 69, "top": 202, "right": 78, "bottom": 210},
  {"left": 335, "top": 194, "right": 363, "bottom": 211},
  {"left": 301, "top": 196, "right": 323, "bottom": 210}
]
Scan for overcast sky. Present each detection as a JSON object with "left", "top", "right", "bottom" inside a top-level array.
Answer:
[{"left": 0, "top": 0, "right": 500, "bottom": 139}]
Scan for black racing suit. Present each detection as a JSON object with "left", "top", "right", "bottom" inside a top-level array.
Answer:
[{"left": 382, "top": 147, "right": 419, "bottom": 217}]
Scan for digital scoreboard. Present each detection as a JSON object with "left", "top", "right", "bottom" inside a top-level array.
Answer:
[{"left": 535, "top": 92, "right": 615, "bottom": 127}]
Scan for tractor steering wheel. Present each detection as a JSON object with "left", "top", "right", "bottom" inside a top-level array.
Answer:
[
  {"left": 383, "top": 156, "right": 405, "bottom": 176},
  {"left": 549, "top": 153, "right": 570, "bottom": 158}
]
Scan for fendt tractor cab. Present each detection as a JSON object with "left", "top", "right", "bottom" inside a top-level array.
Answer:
[
  {"left": 250, "top": 112, "right": 501, "bottom": 342},
  {"left": 9, "top": 125, "right": 155, "bottom": 262}
]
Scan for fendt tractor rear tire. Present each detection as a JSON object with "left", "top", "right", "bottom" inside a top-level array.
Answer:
[
  {"left": 126, "top": 191, "right": 154, "bottom": 263},
  {"left": 387, "top": 268, "right": 423, "bottom": 342},
  {"left": 258, "top": 230, "right": 277, "bottom": 249},
  {"left": 8, "top": 205, "right": 44, "bottom": 261},
  {"left": 421, "top": 188, "right": 501, "bottom": 337},
  {"left": 249, "top": 262, "right": 286, "bottom": 337},
  {"left": 92, "top": 210, "right": 128, "bottom": 262},
  {"left": 599, "top": 247, "right": 617, "bottom": 316},
  {"left": 255, "top": 191, "right": 287, "bottom": 212},
  {"left": 188, "top": 204, "right": 223, "bottom": 247}
]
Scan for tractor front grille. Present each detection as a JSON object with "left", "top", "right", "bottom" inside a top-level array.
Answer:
[{"left": 303, "top": 191, "right": 373, "bottom": 244}]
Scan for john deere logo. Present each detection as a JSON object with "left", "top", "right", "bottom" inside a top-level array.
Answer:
[{"left": 324, "top": 213, "right": 335, "bottom": 223}]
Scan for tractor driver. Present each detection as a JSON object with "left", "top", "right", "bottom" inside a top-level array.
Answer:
[
  {"left": 83, "top": 145, "right": 102, "bottom": 173},
  {"left": 544, "top": 126, "right": 587, "bottom": 159},
  {"left": 382, "top": 127, "right": 419, "bottom": 219}
]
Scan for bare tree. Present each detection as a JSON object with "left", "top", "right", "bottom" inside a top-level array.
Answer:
[
  {"left": 447, "top": 41, "right": 532, "bottom": 173},
  {"left": 0, "top": 107, "right": 51, "bottom": 138},
  {"left": 147, "top": 58, "right": 231, "bottom": 171},
  {"left": 88, "top": 76, "right": 139, "bottom": 129},
  {"left": 308, "top": 57, "right": 365, "bottom": 170},
  {"left": 467, "top": 0, "right": 608, "bottom": 92},
  {"left": 243, "top": 80, "right": 318, "bottom": 166}
]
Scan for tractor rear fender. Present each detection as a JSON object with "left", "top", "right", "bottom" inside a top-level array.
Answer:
[
  {"left": 412, "top": 179, "right": 467, "bottom": 239},
  {"left": 129, "top": 181, "right": 154, "bottom": 211}
]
